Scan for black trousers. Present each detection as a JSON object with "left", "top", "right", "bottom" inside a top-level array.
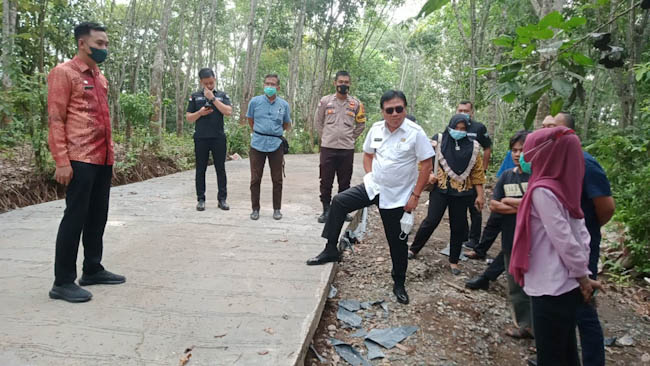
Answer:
[
  {"left": 473, "top": 212, "right": 503, "bottom": 257},
  {"left": 467, "top": 190, "right": 482, "bottom": 243},
  {"left": 410, "top": 190, "right": 474, "bottom": 264},
  {"left": 532, "top": 288, "right": 582, "bottom": 366},
  {"left": 484, "top": 250, "right": 505, "bottom": 281},
  {"left": 54, "top": 161, "right": 111, "bottom": 285},
  {"left": 322, "top": 184, "right": 408, "bottom": 285},
  {"left": 319, "top": 147, "right": 354, "bottom": 205},
  {"left": 195, "top": 137, "right": 227, "bottom": 202}
]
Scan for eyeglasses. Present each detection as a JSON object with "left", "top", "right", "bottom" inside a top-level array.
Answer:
[{"left": 384, "top": 106, "right": 404, "bottom": 115}]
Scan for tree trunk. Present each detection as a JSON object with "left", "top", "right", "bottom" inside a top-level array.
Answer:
[
  {"left": 1, "top": 0, "right": 17, "bottom": 127},
  {"left": 239, "top": 0, "right": 258, "bottom": 124},
  {"left": 531, "top": 0, "right": 566, "bottom": 128},
  {"left": 582, "top": 70, "right": 601, "bottom": 141},
  {"left": 1, "top": 0, "right": 16, "bottom": 89},
  {"left": 287, "top": 0, "right": 307, "bottom": 118},
  {"left": 149, "top": 0, "right": 174, "bottom": 140},
  {"left": 250, "top": 3, "right": 273, "bottom": 86}
]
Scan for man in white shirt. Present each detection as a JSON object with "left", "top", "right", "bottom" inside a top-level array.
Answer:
[{"left": 306, "top": 90, "right": 434, "bottom": 304}]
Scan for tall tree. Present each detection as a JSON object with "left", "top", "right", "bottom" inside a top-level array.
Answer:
[
  {"left": 149, "top": 0, "right": 174, "bottom": 138},
  {"left": 287, "top": 0, "right": 307, "bottom": 117}
]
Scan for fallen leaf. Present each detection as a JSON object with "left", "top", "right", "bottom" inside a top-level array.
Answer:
[
  {"left": 179, "top": 352, "right": 191, "bottom": 366},
  {"left": 184, "top": 346, "right": 195, "bottom": 353},
  {"left": 258, "top": 350, "right": 269, "bottom": 355},
  {"left": 395, "top": 343, "right": 416, "bottom": 354},
  {"left": 263, "top": 327, "right": 275, "bottom": 335}
]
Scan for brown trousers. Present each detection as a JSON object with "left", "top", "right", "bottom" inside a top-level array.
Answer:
[
  {"left": 319, "top": 147, "right": 354, "bottom": 205},
  {"left": 249, "top": 146, "right": 284, "bottom": 210}
]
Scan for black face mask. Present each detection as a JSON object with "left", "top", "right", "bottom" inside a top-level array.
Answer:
[{"left": 336, "top": 85, "right": 349, "bottom": 94}]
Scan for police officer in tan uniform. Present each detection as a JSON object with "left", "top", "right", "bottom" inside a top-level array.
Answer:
[{"left": 316, "top": 70, "right": 366, "bottom": 223}]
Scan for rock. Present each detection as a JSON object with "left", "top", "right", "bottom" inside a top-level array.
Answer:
[
  {"left": 376, "top": 257, "right": 385, "bottom": 262},
  {"left": 641, "top": 353, "right": 650, "bottom": 363},
  {"left": 327, "top": 324, "right": 337, "bottom": 331},
  {"left": 616, "top": 334, "right": 635, "bottom": 346}
]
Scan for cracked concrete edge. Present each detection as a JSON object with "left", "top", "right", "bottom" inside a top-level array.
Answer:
[{"left": 294, "top": 262, "right": 338, "bottom": 366}]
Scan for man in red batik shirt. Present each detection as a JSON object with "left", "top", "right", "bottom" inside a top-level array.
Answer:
[{"left": 47, "top": 22, "right": 125, "bottom": 303}]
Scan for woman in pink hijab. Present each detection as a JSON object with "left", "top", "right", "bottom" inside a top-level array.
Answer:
[{"left": 509, "top": 126, "right": 603, "bottom": 366}]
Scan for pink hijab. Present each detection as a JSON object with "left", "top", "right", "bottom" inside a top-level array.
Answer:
[{"left": 509, "top": 126, "right": 585, "bottom": 285}]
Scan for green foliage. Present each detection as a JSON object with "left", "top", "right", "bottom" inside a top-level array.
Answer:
[
  {"left": 120, "top": 93, "right": 155, "bottom": 129},
  {"left": 417, "top": 0, "right": 450, "bottom": 18},
  {"left": 490, "top": 10, "right": 596, "bottom": 129},
  {"left": 587, "top": 118, "right": 650, "bottom": 275},
  {"left": 225, "top": 122, "right": 251, "bottom": 157}
]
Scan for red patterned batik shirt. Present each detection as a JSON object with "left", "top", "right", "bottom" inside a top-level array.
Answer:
[{"left": 47, "top": 56, "right": 114, "bottom": 168}]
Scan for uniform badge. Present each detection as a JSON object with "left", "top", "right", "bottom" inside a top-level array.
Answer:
[
  {"left": 400, "top": 138, "right": 406, "bottom": 142},
  {"left": 374, "top": 137, "right": 383, "bottom": 142}
]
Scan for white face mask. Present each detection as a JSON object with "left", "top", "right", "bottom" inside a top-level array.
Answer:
[{"left": 399, "top": 212, "right": 414, "bottom": 240}]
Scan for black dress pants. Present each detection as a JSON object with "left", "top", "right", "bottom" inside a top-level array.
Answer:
[
  {"left": 409, "top": 189, "right": 473, "bottom": 264},
  {"left": 484, "top": 250, "right": 505, "bottom": 281},
  {"left": 321, "top": 184, "right": 408, "bottom": 285},
  {"left": 54, "top": 161, "right": 112, "bottom": 285},
  {"left": 195, "top": 137, "right": 227, "bottom": 202},
  {"left": 467, "top": 190, "right": 482, "bottom": 243},
  {"left": 473, "top": 212, "right": 503, "bottom": 257},
  {"left": 532, "top": 288, "right": 582, "bottom": 366}
]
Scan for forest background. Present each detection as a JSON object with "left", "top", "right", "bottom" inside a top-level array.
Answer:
[{"left": 1, "top": 0, "right": 649, "bottom": 278}]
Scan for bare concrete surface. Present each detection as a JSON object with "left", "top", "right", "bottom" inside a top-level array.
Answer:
[{"left": 0, "top": 153, "right": 363, "bottom": 366}]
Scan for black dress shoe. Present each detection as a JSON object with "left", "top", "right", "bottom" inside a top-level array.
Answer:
[
  {"left": 196, "top": 200, "right": 206, "bottom": 211},
  {"left": 79, "top": 270, "right": 126, "bottom": 286},
  {"left": 218, "top": 200, "right": 230, "bottom": 210},
  {"left": 465, "top": 275, "right": 490, "bottom": 290},
  {"left": 317, "top": 208, "right": 330, "bottom": 223},
  {"left": 306, "top": 250, "right": 340, "bottom": 265},
  {"left": 407, "top": 250, "right": 416, "bottom": 260},
  {"left": 465, "top": 251, "right": 486, "bottom": 260},
  {"left": 462, "top": 240, "right": 477, "bottom": 250},
  {"left": 345, "top": 213, "right": 353, "bottom": 222},
  {"left": 49, "top": 283, "right": 92, "bottom": 303},
  {"left": 250, "top": 210, "right": 260, "bottom": 220},
  {"left": 393, "top": 284, "right": 409, "bottom": 304}
]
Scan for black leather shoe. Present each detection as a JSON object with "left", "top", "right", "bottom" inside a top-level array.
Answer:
[
  {"left": 345, "top": 213, "right": 353, "bottom": 222},
  {"left": 196, "top": 200, "right": 205, "bottom": 211},
  {"left": 317, "top": 208, "right": 330, "bottom": 223},
  {"left": 79, "top": 270, "right": 126, "bottom": 286},
  {"left": 393, "top": 284, "right": 409, "bottom": 304},
  {"left": 218, "top": 200, "right": 230, "bottom": 210},
  {"left": 465, "top": 275, "right": 490, "bottom": 290},
  {"left": 250, "top": 210, "right": 260, "bottom": 220},
  {"left": 462, "top": 239, "right": 477, "bottom": 250},
  {"left": 273, "top": 209, "right": 283, "bottom": 220},
  {"left": 306, "top": 250, "right": 340, "bottom": 265},
  {"left": 407, "top": 250, "right": 416, "bottom": 260},
  {"left": 465, "top": 251, "right": 486, "bottom": 260},
  {"left": 49, "top": 283, "right": 92, "bottom": 303}
]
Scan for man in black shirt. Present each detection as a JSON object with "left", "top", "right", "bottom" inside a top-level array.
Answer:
[
  {"left": 456, "top": 101, "right": 492, "bottom": 248},
  {"left": 186, "top": 68, "right": 233, "bottom": 211},
  {"left": 465, "top": 130, "right": 533, "bottom": 339}
]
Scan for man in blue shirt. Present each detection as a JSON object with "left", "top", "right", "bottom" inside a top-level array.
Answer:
[{"left": 246, "top": 74, "right": 292, "bottom": 221}]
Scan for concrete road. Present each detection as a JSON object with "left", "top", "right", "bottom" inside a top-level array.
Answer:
[{"left": 0, "top": 153, "right": 363, "bottom": 366}]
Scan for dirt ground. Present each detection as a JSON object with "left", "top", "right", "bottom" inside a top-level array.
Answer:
[
  {"left": 0, "top": 144, "right": 186, "bottom": 213},
  {"left": 305, "top": 194, "right": 650, "bottom": 366}
]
